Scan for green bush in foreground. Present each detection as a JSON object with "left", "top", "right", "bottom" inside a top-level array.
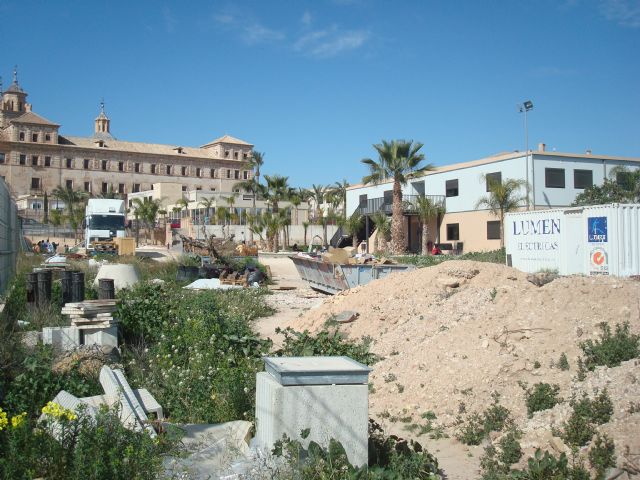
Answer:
[
  {"left": 456, "top": 393, "right": 512, "bottom": 446},
  {"left": 0, "top": 404, "right": 175, "bottom": 479},
  {"left": 561, "top": 390, "right": 613, "bottom": 448},
  {"left": 520, "top": 382, "right": 562, "bottom": 418},
  {"left": 579, "top": 322, "right": 640, "bottom": 371}
]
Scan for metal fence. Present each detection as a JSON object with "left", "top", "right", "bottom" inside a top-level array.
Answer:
[
  {"left": 0, "top": 178, "right": 19, "bottom": 296},
  {"left": 356, "top": 195, "right": 445, "bottom": 215}
]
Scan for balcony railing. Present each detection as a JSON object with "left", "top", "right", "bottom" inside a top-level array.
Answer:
[{"left": 356, "top": 194, "right": 445, "bottom": 216}]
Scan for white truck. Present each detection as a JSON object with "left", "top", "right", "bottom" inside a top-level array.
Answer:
[{"left": 84, "top": 199, "right": 126, "bottom": 254}]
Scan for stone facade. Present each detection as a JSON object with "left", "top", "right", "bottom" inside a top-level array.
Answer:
[{"left": 0, "top": 72, "right": 254, "bottom": 217}]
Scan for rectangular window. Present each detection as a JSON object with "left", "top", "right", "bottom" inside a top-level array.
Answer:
[
  {"left": 134, "top": 163, "right": 140, "bottom": 173},
  {"left": 383, "top": 190, "right": 393, "bottom": 205},
  {"left": 31, "top": 177, "right": 41, "bottom": 189},
  {"left": 182, "top": 186, "right": 187, "bottom": 191},
  {"left": 133, "top": 183, "right": 140, "bottom": 193},
  {"left": 359, "top": 194, "right": 368, "bottom": 207},
  {"left": 166, "top": 165, "right": 172, "bottom": 175},
  {"left": 45, "top": 134, "right": 51, "bottom": 142},
  {"left": 243, "top": 170, "right": 249, "bottom": 180},
  {"left": 118, "top": 162, "right": 124, "bottom": 172},
  {"left": 101, "top": 160, "right": 108, "bottom": 171},
  {"left": 545, "top": 168, "right": 565, "bottom": 188},
  {"left": 234, "top": 151, "right": 238, "bottom": 159},
  {"left": 19, "top": 132, "right": 25, "bottom": 141},
  {"left": 31, "top": 155, "right": 38, "bottom": 166},
  {"left": 118, "top": 183, "right": 125, "bottom": 194},
  {"left": 181, "top": 166, "right": 187, "bottom": 176},
  {"left": 65, "top": 179, "right": 73, "bottom": 189},
  {"left": 84, "top": 181, "right": 91, "bottom": 192},
  {"left": 243, "top": 153, "right": 248, "bottom": 159},
  {"left": 19, "top": 154, "right": 26, "bottom": 165},
  {"left": 210, "top": 169, "right": 215, "bottom": 178},
  {"left": 446, "top": 223, "right": 460, "bottom": 241},
  {"left": 66, "top": 158, "right": 72, "bottom": 168},
  {"left": 44, "top": 156, "right": 51, "bottom": 167},
  {"left": 487, "top": 221, "right": 501, "bottom": 240},
  {"left": 32, "top": 133, "right": 38, "bottom": 142},
  {"left": 101, "top": 182, "right": 108, "bottom": 194},
  {"left": 485, "top": 172, "right": 502, "bottom": 191},
  {"left": 445, "top": 179, "right": 459, "bottom": 197},
  {"left": 224, "top": 150, "right": 229, "bottom": 158},
  {"left": 0, "top": 153, "right": 5, "bottom": 164},
  {"left": 226, "top": 169, "right": 231, "bottom": 179},
  {"left": 574, "top": 169, "right": 593, "bottom": 189},
  {"left": 151, "top": 164, "right": 157, "bottom": 174},
  {"left": 196, "top": 168, "right": 201, "bottom": 177},
  {"left": 196, "top": 186, "right": 202, "bottom": 191},
  {"left": 234, "top": 170, "right": 239, "bottom": 179},
  {"left": 83, "top": 158, "right": 90, "bottom": 169}
]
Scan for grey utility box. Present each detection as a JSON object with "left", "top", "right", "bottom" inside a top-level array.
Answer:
[{"left": 255, "top": 356, "right": 372, "bottom": 467}]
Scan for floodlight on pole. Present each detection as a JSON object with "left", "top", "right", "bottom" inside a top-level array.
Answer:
[{"left": 518, "top": 100, "right": 534, "bottom": 210}]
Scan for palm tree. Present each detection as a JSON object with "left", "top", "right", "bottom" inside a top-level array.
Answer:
[
  {"left": 302, "top": 221, "right": 310, "bottom": 246},
  {"left": 50, "top": 209, "right": 63, "bottom": 238},
  {"left": 249, "top": 151, "right": 265, "bottom": 186},
  {"left": 131, "top": 198, "right": 160, "bottom": 245},
  {"left": 262, "top": 174, "right": 289, "bottom": 213},
  {"left": 331, "top": 179, "right": 349, "bottom": 218},
  {"left": 343, "top": 213, "right": 363, "bottom": 248},
  {"left": 51, "top": 185, "right": 89, "bottom": 242},
  {"left": 199, "top": 197, "right": 216, "bottom": 224},
  {"left": 371, "top": 212, "right": 390, "bottom": 253},
  {"left": 307, "top": 184, "right": 327, "bottom": 220},
  {"left": 414, "top": 196, "right": 445, "bottom": 255},
  {"left": 176, "top": 198, "right": 189, "bottom": 219},
  {"left": 362, "top": 140, "right": 433, "bottom": 254},
  {"left": 475, "top": 176, "right": 528, "bottom": 248}
]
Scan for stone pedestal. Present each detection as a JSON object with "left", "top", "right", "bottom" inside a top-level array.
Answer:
[{"left": 255, "top": 356, "right": 371, "bottom": 467}]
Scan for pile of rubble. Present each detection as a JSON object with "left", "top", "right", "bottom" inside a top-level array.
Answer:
[{"left": 294, "top": 260, "right": 640, "bottom": 473}]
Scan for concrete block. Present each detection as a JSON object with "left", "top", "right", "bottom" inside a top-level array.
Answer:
[
  {"left": 42, "top": 326, "right": 80, "bottom": 350},
  {"left": 99, "top": 365, "right": 156, "bottom": 437},
  {"left": 255, "top": 372, "right": 369, "bottom": 467},
  {"left": 82, "top": 325, "right": 118, "bottom": 348}
]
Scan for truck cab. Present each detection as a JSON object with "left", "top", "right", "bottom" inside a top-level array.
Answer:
[{"left": 84, "top": 199, "right": 126, "bottom": 253}]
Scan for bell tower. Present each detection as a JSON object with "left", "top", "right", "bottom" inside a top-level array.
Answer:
[
  {"left": 94, "top": 100, "right": 111, "bottom": 136},
  {"left": 1, "top": 66, "right": 30, "bottom": 127}
]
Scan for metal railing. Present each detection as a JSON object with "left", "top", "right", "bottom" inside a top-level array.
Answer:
[{"left": 356, "top": 195, "right": 445, "bottom": 216}]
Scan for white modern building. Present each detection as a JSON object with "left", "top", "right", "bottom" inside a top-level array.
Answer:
[{"left": 346, "top": 144, "right": 640, "bottom": 253}]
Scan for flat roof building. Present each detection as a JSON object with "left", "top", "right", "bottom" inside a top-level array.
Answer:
[{"left": 346, "top": 144, "right": 640, "bottom": 253}]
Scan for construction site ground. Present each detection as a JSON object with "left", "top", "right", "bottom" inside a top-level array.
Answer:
[{"left": 255, "top": 255, "right": 640, "bottom": 479}]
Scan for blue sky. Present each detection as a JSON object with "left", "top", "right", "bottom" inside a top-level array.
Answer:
[{"left": 1, "top": 0, "right": 638, "bottom": 188}]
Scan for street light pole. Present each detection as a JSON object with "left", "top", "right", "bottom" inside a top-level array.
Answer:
[{"left": 518, "top": 100, "right": 534, "bottom": 210}]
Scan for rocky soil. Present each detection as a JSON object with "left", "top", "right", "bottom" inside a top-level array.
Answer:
[{"left": 290, "top": 260, "right": 640, "bottom": 477}]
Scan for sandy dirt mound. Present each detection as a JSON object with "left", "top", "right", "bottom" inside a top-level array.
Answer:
[{"left": 295, "top": 260, "right": 640, "bottom": 474}]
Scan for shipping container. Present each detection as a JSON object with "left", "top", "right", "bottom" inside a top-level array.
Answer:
[
  {"left": 504, "top": 208, "right": 565, "bottom": 273},
  {"left": 506, "top": 204, "right": 640, "bottom": 277}
]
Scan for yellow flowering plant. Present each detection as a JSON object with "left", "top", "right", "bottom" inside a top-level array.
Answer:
[
  {"left": 41, "top": 401, "right": 78, "bottom": 421},
  {"left": 0, "top": 407, "right": 8, "bottom": 431},
  {"left": 11, "top": 412, "right": 27, "bottom": 429}
]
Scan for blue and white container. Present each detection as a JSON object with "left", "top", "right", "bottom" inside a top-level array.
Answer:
[{"left": 505, "top": 204, "right": 640, "bottom": 277}]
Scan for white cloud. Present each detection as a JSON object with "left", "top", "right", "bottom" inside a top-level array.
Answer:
[
  {"left": 214, "top": 13, "right": 235, "bottom": 24},
  {"left": 294, "top": 25, "right": 370, "bottom": 58},
  {"left": 162, "top": 6, "right": 177, "bottom": 33},
  {"left": 301, "top": 11, "right": 313, "bottom": 25},
  {"left": 599, "top": 0, "right": 640, "bottom": 27},
  {"left": 243, "top": 24, "right": 285, "bottom": 45}
]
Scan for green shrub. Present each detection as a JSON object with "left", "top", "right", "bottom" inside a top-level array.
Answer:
[
  {"left": 588, "top": 434, "right": 616, "bottom": 479},
  {"left": 0, "top": 405, "right": 174, "bottom": 479},
  {"left": 521, "top": 382, "right": 561, "bottom": 417},
  {"left": 510, "top": 449, "right": 590, "bottom": 479},
  {"left": 580, "top": 322, "right": 640, "bottom": 370},
  {"left": 562, "top": 390, "right": 614, "bottom": 448},
  {"left": 122, "top": 288, "right": 274, "bottom": 424},
  {"left": 274, "top": 327, "right": 379, "bottom": 366},
  {"left": 483, "top": 392, "right": 511, "bottom": 434},
  {"left": 2, "top": 346, "right": 101, "bottom": 418},
  {"left": 456, "top": 412, "right": 486, "bottom": 446},
  {"left": 480, "top": 428, "right": 523, "bottom": 478},
  {"left": 562, "top": 410, "right": 596, "bottom": 447},
  {"left": 394, "top": 248, "right": 506, "bottom": 268},
  {"left": 558, "top": 352, "right": 570, "bottom": 371},
  {"left": 456, "top": 393, "right": 512, "bottom": 446}
]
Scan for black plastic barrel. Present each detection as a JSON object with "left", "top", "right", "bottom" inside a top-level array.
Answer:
[
  {"left": 98, "top": 278, "right": 115, "bottom": 300},
  {"left": 26, "top": 272, "right": 38, "bottom": 304},
  {"left": 60, "top": 270, "right": 73, "bottom": 305},
  {"left": 71, "top": 271, "right": 85, "bottom": 302},
  {"left": 36, "top": 270, "right": 52, "bottom": 307}
]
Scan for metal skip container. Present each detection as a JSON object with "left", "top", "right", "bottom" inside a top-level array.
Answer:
[{"left": 505, "top": 203, "right": 640, "bottom": 277}]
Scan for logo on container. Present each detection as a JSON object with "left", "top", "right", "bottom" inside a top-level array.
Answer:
[
  {"left": 587, "top": 216, "right": 607, "bottom": 242},
  {"left": 590, "top": 247, "right": 609, "bottom": 275}
]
